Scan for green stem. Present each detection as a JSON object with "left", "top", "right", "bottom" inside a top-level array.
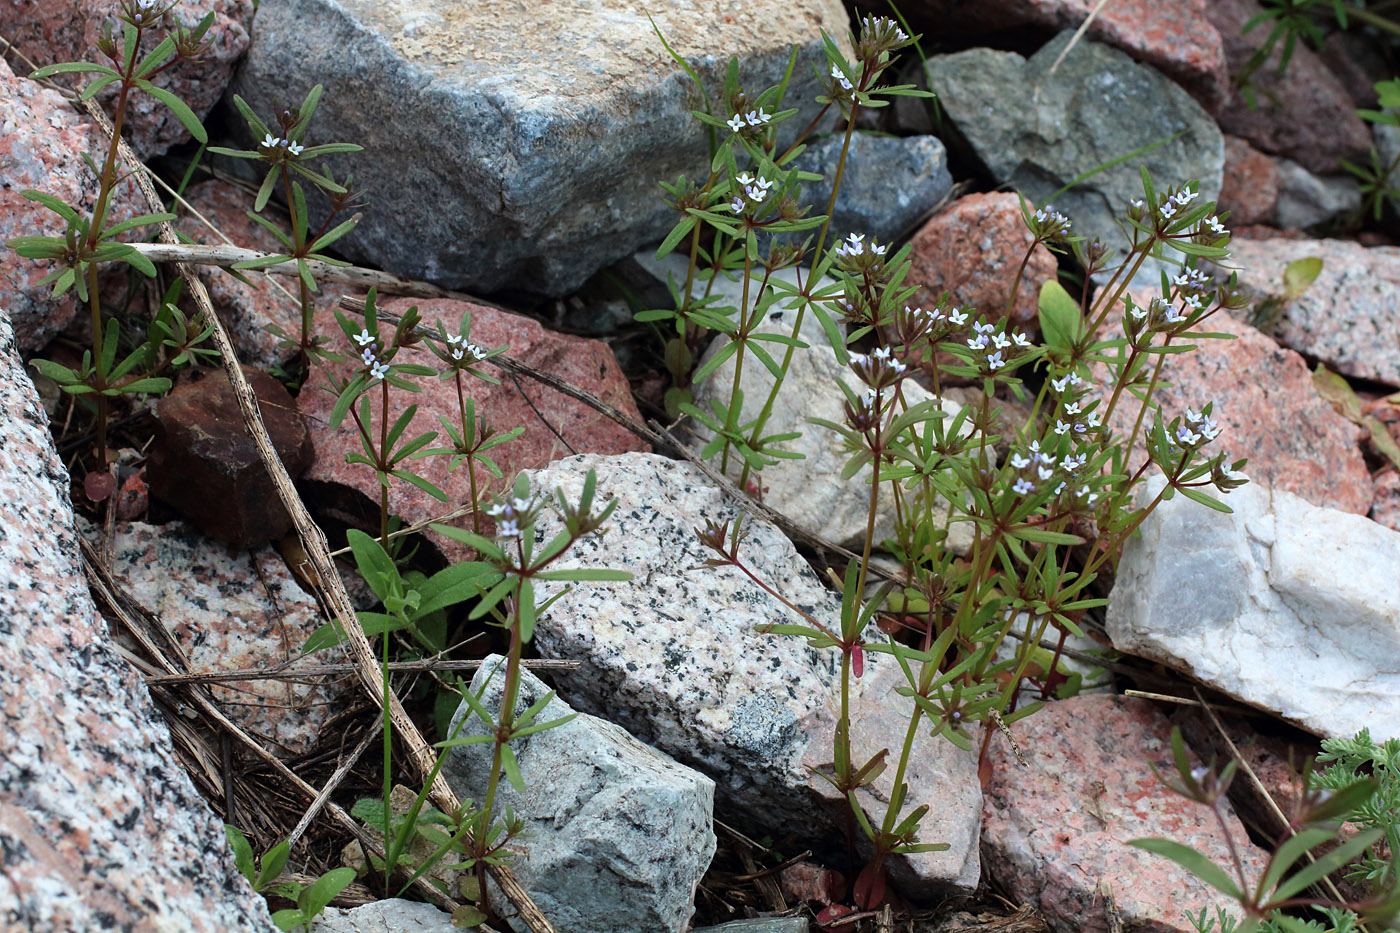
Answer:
[{"left": 719, "top": 251, "right": 754, "bottom": 476}]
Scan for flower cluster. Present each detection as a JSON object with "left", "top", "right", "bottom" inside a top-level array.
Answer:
[
  {"left": 1029, "top": 205, "right": 1072, "bottom": 242},
  {"left": 834, "top": 231, "right": 885, "bottom": 260},
  {"left": 965, "top": 319, "right": 1031, "bottom": 372},
  {"left": 830, "top": 63, "right": 855, "bottom": 92},
  {"left": 727, "top": 173, "right": 775, "bottom": 214},
  {"left": 259, "top": 132, "right": 305, "bottom": 157},
  {"left": 726, "top": 108, "right": 772, "bottom": 133},
  {"left": 1047, "top": 370, "right": 1103, "bottom": 436},
  {"left": 1157, "top": 186, "right": 1198, "bottom": 221},
  {"left": 445, "top": 332, "right": 488, "bottom": 364},
  {"left": 850, "top": 345, "right": 907, "bottom": 390},
  {"left": 484, "top": 493, "right": 541, "bottom": 539},
  {"left": 859, "top": 14, "right": 909, "bottom": 44},
  {"left": 128, "top": 0, "right": 160, "bottom": 24},
  {"left": 352, "top": 328, "right": 390, "bottom": 381},
  {"left": 1174, "top": 407, "right": 1222, "bottom": 448}
]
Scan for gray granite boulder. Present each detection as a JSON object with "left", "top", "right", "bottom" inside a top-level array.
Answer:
[
  {"left": 0, "top": 309, "right": 277, "bottom": 931},
  {"left": 1272, "top": 159, "right": 1362, "bottom": 230},
  {"left": 924, "top": 32, "right": 1223, "bottom": 279},
  {"left": 230, "top": 0, "right": 850, "bottom": 297},
  {"left": 522, "top": 452, "right": 983, "bottom": 897},
  {"left": 444, "top": 655, "right": 715, "bottom": 933},
  {"left": 788, "top": 132, "right": 953, "bottom": 243},
  {"left": 311, "top": 899, "right": 460, "bottom": 932},
  {"left": 1108, "top": 475, "right": 1400, "bottom": 740}
]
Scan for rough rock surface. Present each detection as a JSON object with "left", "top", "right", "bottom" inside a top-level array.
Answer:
[
  {"left": 445, "top": 655, "right": 715, "bottom": 933},
  {"left": 982, "top": 695, "right": 1268, "bottom": 933},
  {"left": 1272, "top": 159, "right": 1361, "bottom": 231},
  {"left": 93, "top": 519, "right": 349, "bottom": 755},
  {"left": 1107, "top": 476, "right": 1400, "bottom": 741},
  {"left": 0, "top": 0, "right": 253, "bottom": 158},
  {"left": 897, "top": 0, "right": 1228, "bottom": 108},
  {"left": 924, "top": 33, "right": 1223, "bottom": 272},
  {"left": 906, "top": 192, "right": 1057, "bottom": 330},
  {"left": 298, "top": 296, "right": 647, "bottom": 564},
  {"left": 230, "top": 0, "right": 850, "bottom": 297},
  {"left": 0, "top": 57, "right": 140, "bottom": 353},
  {"left": 175, "top": 179, "right": 349, "bottom": 370},
  {"left": 688, "top": 274, "right": 976, "bottom": 552},
  {"left": 1098, "top": 312, "right": 1371, "bottom": 514},
  {"left": 148, "top": 365, "right": 314, "bottom": 547},
  {"left": 311, "top": 899, "right": 458, "bottom": 932},
  {"left": 1206, "top": 0, "right": 1371, "bottom": 174},
  {"left": 789, "top": 132, "right": 953, "bottom": 244},
  {"left": 522, "top": 452, "right": 983, "bottom": 896},
  {"left": 1217, "top": 135, "right": 1277, "bottom": 226},
  {"left": 0, "top": 310, "right": 277, "bottom": 930},
  {"left": 1221, "top": 237, "right": 1400, "bottom": 386},
  {"left": 1373, "top": 470, "right": 1400, "bottom": 533}
]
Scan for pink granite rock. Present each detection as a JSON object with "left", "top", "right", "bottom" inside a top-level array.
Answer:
[
  {"left": 1220, "top": 237, "right": 1400, "bottom": 387},
  {"left": 894, "top": 0, "right": 1227, "bottom": 109},
  {"left": 298, "top": 297, "right": 648, "bottom": 563},
  {"left": 0, "top": 0, "right": 254, "bottom": 159},
  {"left": 175, "top": 179, "right": 348, "bottom": 370},
  {"left": 1098, "top": 311, "right": 1372, "bottom": 514},
  {"left": 1372, "top": 471, "right": 1400, "bottom": 533},
  {"left": 0, "top": 309, "right": 277, "bottom": 930},
  {"left": 1217, "top": 135, "right": 1277, "bottom": 226},
  {"left": 907, "top": 192, "right": 1056, "bottom": 330},
  {"left": 982, "top": 695, "right": 1269, "bottom": 933},
  {"left": 1206, "top": 0, "right": 1371, "bottom": 174},
  {"left": 0, "top": 56, "right": 142, "bottom": 353},
  {"left": 93, "top": 519, "right": 351, "bottom": 755}
]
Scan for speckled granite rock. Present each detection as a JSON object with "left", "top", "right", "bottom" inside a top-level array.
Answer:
[
  {"left": 0, "top": 0, "right": 254, "bottom": 159},
  {"left": 175, "top": 179, "right": 349, "bottom": 370},
  {"left": 0, "top": 56, "right": 140, "bottom": 353},
  {"left": 1218, "top": 237, "right": 1400, "bottom": 386},
  {"left": 982, "top": 695, "right": 1268, "bottom": 933},
  {"left": 895, "top": 0, "right": 1228, "bottom": 109},
  {"left": 1217, "top": 135, "right": 1277, "bottom": 226},
  {"left": 789, "top": 133, "right": 953, "bottom": 244},
  {"left": 311, "top": 899, "right": 458, "bottom": 932},
  {"left": 1107, "top": 475, "right": 1400, "bottom": 741},
  {"left": 91, "top": 519, "right": 350, "bottom": 756},
  {"left": 444, "top": 655, "right": 715, "bottom": 933},
  {"left": 1272, "top": 159, "right": 1361, "bottom": 231},
  {"left": 0, "top": 310, "right": 277, "bottom": 931},
  {"left": 1373, "top": 471, "right": 1400, "bottom": 533},
  {"left": 906, "top": 192, "right": 1057, "bottom": 330},
  {"left": 298, "top": 296, "right": 647, "bottom": 565},
  {"left": 230, "top": 0, "right": 850, "bottom": 297},
  {"left": 523, "top": 452, "right": 983, "bottom": 897},
  {"left": 923, "top": 33, "right": 1223, "bottom": 276},
  {"left": 1206, "top": 0, "right": 1370, "bottom": 175},
  {"left": 687, "top": 276, "right": 976, "bottom": 552},
  {"left": 1098, "top": 312, "right": 1371, "bottom": 514}
]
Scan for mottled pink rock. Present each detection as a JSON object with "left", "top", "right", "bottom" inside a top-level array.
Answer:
[
  {"left": 0, "top": 0, "right": 254, "bottom": 159},
  {"left": 1206, "top": 0, "right": 1371, "bottom": 174},
  {"left": 1217, "top": 135, "right": 1277, "bottom": 226},
  {"left": 982, "top": 695, "right": 1269, "bottom": 933},
  {"left": 148, "top": 365, "right": 314, "bottom": 547},
  {"left": 299, "top": 297, "right": 648, "bottom": 563},
  {"left": 907, "top": 192, "right": 1056, "bottom": 330},
  {"left": 92, "top": 519, "right": 350, "bottom": 755},
  {"left": 175, "top": 179, "right": 348, "bottom": 369},
  {"left": 0, "top": 310, "right": 277, "bottom": 930},
  {"left": 1372, "top": 471, "right": 1400, "bottom": 533},
  {"left": 1099, "top": 312, "right": 1371, "bottom": 514},
  {"left": 895, "top": 0, "right": 1227, "bottom": 109},
  {"left": 0, "top": 56, "right": 141, "bottom": 353},
  {"left": 1221, "top": 237, "right": 1400, "bottom": 386}
]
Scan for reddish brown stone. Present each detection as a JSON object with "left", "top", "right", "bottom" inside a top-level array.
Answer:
[
  {"left": 0, "top": 57, "right": 141, "bottom": 353},
  {"left": 1372, "top": 471, "right": 1400, "bottom": 533},
  {"left": 894, "top": 0, "right": 1227, "bottom": 109},
  {"left": 1217, "top": 135, "right": 1277, "bottom": 226},
  {"left": 1097, "top": 312, "right": 1372, "bottom": 514},
  {"left": 907, "top": 192, "right": 1056, "bottom": 330},
  {"left": 0, "top": 0, "right": 254, "bottom": 159},
  {"left": 1206, "top": 0, "right": 1371, "bottom": 174},
  {"left": 176, "top": 179, "right": 347, "bottom": 370},
  {"left": 982, "top": 695, "right": 1268, "bottom": 933},
  {"left": 147, "top": 365, "right": 313, "bottom": 547},
  {"left": 298, "top": 297, "right": 648, "bottom": 564}
]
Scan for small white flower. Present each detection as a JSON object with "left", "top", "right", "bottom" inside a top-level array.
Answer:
[
  {"left": 512, "top": 496, "right": 533, "bottom": 512},
  {"left": 286, "top": 141, "right": 305, "bottom": 156},
  {"left": 1051, "top": 375, "right": 1071, "bottom": 393},
  {"left": 370, "top": 360, "right": 390, "bottom": 381},
  {"left": 360, "top": 347, "right": 377, "bottom": 366},
  {"left": 1038, "top": 465, "right": 1055, "bottom": 481},
  {"left": 1086, "top": 411, "right": 1102, "bottom": 428},
  {"left": 1130, "top": 303, "right": 1148, "bottom": 321},
  {"left": 745, "top": 184, "right": 769, "bottom": 203},
  {"left": 1184, "top": 407, "right": 1202, "bottom": 424},
  {"left": 1200, "top": 416, "right": 1221, "bottom": 440},
  {"left": 727, "top": 114, "right": 746, "bottom": 133},
  {"left": 987, "top": 350, "right": 1005, "bottom": 370},
  {"left": 468, "top": 343, "right": 488, "bottom": 360},
  {"left": 870, "top": 242, "right": 887, "bottom": 256},
  {"left": 1013, "top": 478, "right": 1035, "bottom": 495},
  {"left": 1177, "top": 425, "right": 1201, "bottom": 445},
  {"left": 485, "top": 502, "right": 507, "bottom": 517},
  {"left": 1206, "top": 215, "right": 1226, "bottom": 235},
  {"left": 353, "top": 328, "right": 375, "bottom": 347},
  {"left": 968, "top": 335, "right": 988, "bottom": 350},
  {"left": 1178, "top": 189, "right": 1199, "bottom": 205},
  {"left": 1055, "top": 420, "right": 1071, "bottom": 436},
  {"left": 1064, "top": 401, "right": 1081, "bottom": 415},
  {"left": 948, "top": 309, "right": 969, "bottom": 327},
  {"left": 729, "top": 195, "right": 746, "bottom": 213},
  {"left": 445, "top": 333, "right": 462, "bottom": 346},
  {"left": 497, "top": 518, "right": 521, "bottom": 538},
  {"left": 261, "top": 132, "right": 280, "bottom": 148},
  {"left": 1064, "top": 453, "right": 1086, "bottom": 472},
  {"left": 746, "top": 108, "right": 771, "bottom": 126},
  {"left": 1183, "top": 294, "right": 1203, "bottom": 311},
  {"left": 451, "top": 347, "right": 464, "bottom": 361},
  {"left": 1054, "top": 480, "right": 1067, "bottom": 496},
  {"left": 1010, "top": 453, "right": 1030, "bottom": 469},
  {"left": 736, "top": 173, "right": 754, "bottom": 186},
  {"left": 830, "top": 62, "right": 853, "bottom": 91},
  {"left": 1160, "top": 202, "right": 1177, "bottom": 220},
  {"left": 1012, "top": 332, "right": 1032, "bottom": 348},
  {"left": 992, "top": 332, "right": 1011, "bottom": 350},
  {"left": 973, "top": 321, "right": 995, "bottom": 336}
]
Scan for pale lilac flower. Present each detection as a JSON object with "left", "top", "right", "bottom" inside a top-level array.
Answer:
[
  {"left": 1012, "top": 332, "right": 1032, "bottom": 348},
  {"left": 948, "top": 309, "right": 969, "bottom": 327},
  {"left": 353, "top": 328, "right": 375, "bottom": 347},
  {"left": 1055, "top": 420, "right": 1071, "bottom": 435},
  {"left": 1010, "top": 453, "right": 1030, "bottom": 469},
  {"left": 746, "top": 108, "right": 771, "bottom": 126},
  {"left": 286, "top": 141, "right": 305, "bottom": 156},
  {"left": 370, "top": 360, "right": 390, "bottom": 381},
  {"left": 987, "top": 351, "right": 1005, "bottom": 370},
  {"left": 1013, "top": 478, "right": 1035, "bottom": 495},
  {"left": 831, "top": 63, "right": 853, "bottom": 91},
  {"left": 727, "top": 114, "right": 746, "bottom": 133}
]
